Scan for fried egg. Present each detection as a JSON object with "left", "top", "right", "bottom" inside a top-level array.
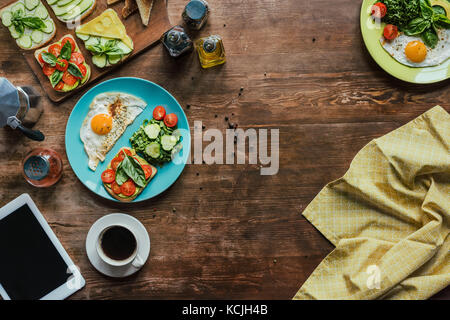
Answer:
[
  {"left": 80, "top": 92, "right": 147, "bottom": 171},
  {"left": 380, "top": 29, "right": 450, "bottom": 67}
]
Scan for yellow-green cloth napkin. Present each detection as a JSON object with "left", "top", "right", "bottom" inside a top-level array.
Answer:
[{"left": 294, "top": 106, "right": 450, "bottom": 300}]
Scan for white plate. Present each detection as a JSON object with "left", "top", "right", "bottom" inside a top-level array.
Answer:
[{"left": 85, "top": 213, "right": 150, "bottom": 278}]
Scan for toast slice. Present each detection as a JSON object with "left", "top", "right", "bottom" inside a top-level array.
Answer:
[
  {"left": 122, "top": 0, "right": 138, "bottom": 19},
  {"left": 0, "top": 0, "right": 56, "bottom": 50},
  {"left": 34, "top": 34, "right": 91, "bottom": 92},
  {"left": 135, "top": 0, "right": 153, "bottom": 26},
  {"left": 103, "top": 147, "right": 157, "bottom": 202},
  {"left": 48, "top": 0, "right": 96, "bottom": 24}
]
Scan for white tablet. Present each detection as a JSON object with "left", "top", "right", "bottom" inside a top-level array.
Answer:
[{"left": 0, "top": 194, "right": 85, "bottom": 300}]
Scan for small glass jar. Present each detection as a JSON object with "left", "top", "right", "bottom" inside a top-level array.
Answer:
[
  {"left": 195, "top": 35, "right": 226, "bottom": 68},
  {"left": 182, "top": 0, "right": 209, "bottom": 30},
  {"left": 22, "top": 148, "right": 63, "bottom": 187},
  {"left": 161, "top": 25, "right": 193, "bottom": 58}
]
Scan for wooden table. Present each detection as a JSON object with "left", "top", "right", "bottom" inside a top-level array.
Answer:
[{"left": 0, "top": 0, "right": 448, "bottom": 299}]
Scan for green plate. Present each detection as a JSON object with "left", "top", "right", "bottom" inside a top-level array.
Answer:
[{"left": 360, "top": 0, "right": 450, "bottom": 83}]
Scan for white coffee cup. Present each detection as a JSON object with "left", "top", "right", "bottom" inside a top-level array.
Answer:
[{"left": 96, "top": 224, "right": 145, "bottom": 268}]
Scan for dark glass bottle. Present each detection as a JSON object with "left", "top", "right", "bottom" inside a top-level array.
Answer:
[
  {"left": 161, "top": 26, "right": 193, "bottom": 58},
  {"left": 182, "top": 0, "right": 209, "bottom": 30}
]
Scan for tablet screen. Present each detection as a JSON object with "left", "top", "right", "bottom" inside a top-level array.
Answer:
[{"left": 0, "top": 204, "right": 71, "bottom": 300}]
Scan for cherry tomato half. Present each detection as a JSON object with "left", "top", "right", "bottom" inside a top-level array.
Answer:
[
  {"left": 123, "top": 148, "right": 133, "bottom": 156},
  {"left": 77, "top": 64, "right": 87, "bottom": 78},
  {"left": 54, "top": 81, "right": 65, "bottom": 91},
  {"left": 61, "top": 37, "right": 76, "bottom": 52},
  {"left": 62, "top": 71, "right": 78, "bottom": 86},
  {"left": 153, "top": 106, "right": 166, "bottom": 120},
  {"left": 142, "top": 165, "right": 152, "bottom": 180},
  {"left": 55, "top": 58, "right": 68, "bottom": 72},
  {"left": 43, "top": 64, "right": 55, "bottom": 76},
  {"left": 38, "top": 52, "right": 46, "bottom": 64},
  {"left": 111, "top": 157, "right": 122, "bottom": 171},
  {"left": 70, "top": 52, "right": 85, "bottom": 65},
  {"left": 371, "top": 2, "right": 387, "bottom": 19},
  {"left": 49, "top": 44, "right": 61, "bottom": 57},
  {"left": 101, "top": 169, "right": 115, "bottom": 184},
  {"left": 120, "top": 180, "right": 136, "bottom": 197},
  {"left": 111, "top": 181, "right": 122, "bottom": 194},
  {"left": 383, "top": 24, "right": 398, "bottom": 41},
  {"left": 164, "top": 113, "right": 178, "bottom": 127}
]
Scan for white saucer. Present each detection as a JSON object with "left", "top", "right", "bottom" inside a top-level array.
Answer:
[{"left": 86, "top": 213, "right": 150, "bottom": 278}]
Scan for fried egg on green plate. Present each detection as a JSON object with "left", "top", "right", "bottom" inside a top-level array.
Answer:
[{"left": 380, "top": 29, "right": 450, "bottom": 68}]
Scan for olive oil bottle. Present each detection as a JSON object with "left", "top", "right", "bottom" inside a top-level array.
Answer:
[{"left": 195, "top": 35, "right": 226, "bottom": 68}]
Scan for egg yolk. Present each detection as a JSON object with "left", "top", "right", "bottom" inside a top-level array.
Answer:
[
  {"left": 91, "top": 114, "right": 113, "bottom": 135},
  {"left": 405, "top": 41, "right": 427, "bottom": 63}
]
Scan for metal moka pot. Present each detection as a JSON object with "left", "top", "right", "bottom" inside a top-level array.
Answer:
[{"left": 0, "top": 77, "right": 44, "bottom": 141}]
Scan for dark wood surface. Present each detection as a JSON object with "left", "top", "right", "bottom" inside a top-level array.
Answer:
[
  {"left": 21, "top": 0, "right": 172, "bottom": 102},
  {"left": 0, "top": 0, "right": 449, "bottom": 299}
]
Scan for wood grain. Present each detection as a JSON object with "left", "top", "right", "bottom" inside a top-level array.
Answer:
[
  {"left": 0, "top": 0, "right": 449, "bottom": 300},
  {"left": 16, "top": 0, "right": 172, "bottom": 102}
]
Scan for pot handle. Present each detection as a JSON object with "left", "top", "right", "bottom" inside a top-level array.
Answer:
[{"left": 16, "top": 124, "right": 45, "bottom": 141}]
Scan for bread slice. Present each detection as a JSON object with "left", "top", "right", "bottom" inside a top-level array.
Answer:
[
  {"left": 135, "top": 0, "right": 153, "bottom": 26},
  {"left": 103, "top": 147, "right": 157, "bottom": 202},
  {"left": 34, "top": 34, "right": 91, "bottom": 92},
  {"left": 52, "top": 0, "right": 96, "bottom": 24},
  {"left": 0, "top": 0, "right": 56, "bottom": 50},
  {"left": 122, "top": 0, "right": 138, "bottom": 19}
]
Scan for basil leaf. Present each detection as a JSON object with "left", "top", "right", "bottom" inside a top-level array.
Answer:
[
  {"left": 435, "top": 14, "right": 450, "bottom": 29},
  {"left": 421, "top": 28, "right": 439, "bottom": 48},
  {"left": 50, "top": 70, "right": 63, "bottom": 87},
  {"left": 419, "top": 0, "right": 434, "bottom": 20},
  {"left": 68, "top": 62, "right": 82, "bottom": 78},
  {"left": 41, "top": 52, "right": 57, "bottom": 66},
  {"left": 432, "top": 6, "right": 446, "bottom": 16},
  {"left": 21, "top": 17, "right": 46, "bottom": 30},
  {"left": 404, "top": 17, "right": 431, "bottom": 35},
  {"left": 60, "top": 40, "right": 72, "bottom": 60},
  {"left": 121, "top": 155, "right": 146, "bottom": 188},
  {"left": 115, "top": 162, "right": 129, "bottom": 186}
]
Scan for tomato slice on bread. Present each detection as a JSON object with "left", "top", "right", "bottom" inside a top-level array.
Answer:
[
  {"left": 111, "top": 181, "right": 122, "bottom": 194},
  {"left": 101, "top": 169, "right": 115, "bottom": 184},
  {"left": 120, "top": 180, "right": 136, "bottom": 197}
]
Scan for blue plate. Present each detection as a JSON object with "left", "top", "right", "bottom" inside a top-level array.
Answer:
[{"left": 65, "top": 77, "right": 191, "bottom": 202}]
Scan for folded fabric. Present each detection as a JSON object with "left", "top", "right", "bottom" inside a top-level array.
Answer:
[{"left": 294, "top": 106, "right": 450, "bottom": 300}]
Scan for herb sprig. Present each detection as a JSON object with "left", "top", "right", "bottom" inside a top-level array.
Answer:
[{"left": 10, "top": 9, "right": 46, "bottom": 37}]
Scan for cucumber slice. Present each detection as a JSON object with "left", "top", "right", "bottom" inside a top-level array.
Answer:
[
  {"left": 9, "top": 25, "right": 21, "bottom": 39},
  {"left": 46, "top": 0, "right": 58, "bottom": 5},
  {"left": 107, "top": 54, "right": 122, "bottom": 65},
  {"left": 84, "top": 36, "right": 99, "bottom": 47},
  {"left": 161, "top": 135, "right": 178, "bottom": 151},
  {"left": 17, "top": 34, "right": 32, "bottom": 48},
  {"left": 57, "top": 0, "right": 74, "bottom": 7},
  {"left": 116, "top": 41, "right": 132, "bottom": 55},
  {"left": 31, "top": 30, "right": 43, "bottom": 43},
  {"left": 61, "top": 0, "right": 93, "bottom": 21},
  {"left": 52, "top": 0, "right": 82, "bottom": 16},
  {"left": 75, "top": 32, "right": 89, "bottom": 41},
  {"left": 145, "top": 142, "right": 161, "bottom": 159},
  {"left": 1, "top": 10, "right": 12, "bottom": 27},
  {"left": 34, "top": 5, "right": 48, "bottom": 19},
  {"left": 41, "top": 20, "right": 54, "bottom": 33},
  {"left": 12, "top": 3, "right": 26, "bottom": 14},
  {"left": 144, "top": 123, "right": 161, "bottom": 139},
  {"left": 24, "top": 0, "right": 39, "bottom": 11},
  {"left": 92, "top": 54, "right": 107, "bottom": 68}
]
